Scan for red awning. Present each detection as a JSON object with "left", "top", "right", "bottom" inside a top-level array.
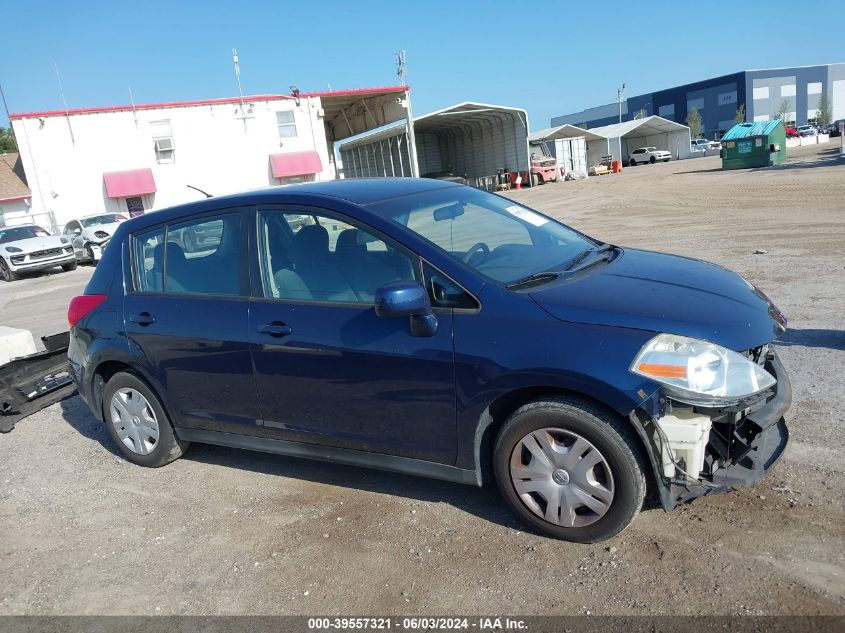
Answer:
[
  {"left": 269, "top": 151, "right": 323, "bottom": 178},
  {"left": 103, "top": 168, "right": 157, "bottom": 198}
]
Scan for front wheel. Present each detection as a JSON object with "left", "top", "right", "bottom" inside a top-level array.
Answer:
[
  {"left": 0, "top": 258, "right": 17, "bottom": 282},
  {"left": 493, "top": 397, "right": 646, "bottom": 543},
  {"left": 649, "top": 156, "right": 656, "bottom": 164},
  {"left": 62, "top": 260, "right": 77, "bottom": 272},
  {"left": 103, "top": 371, "right": 189, "bottom": 467}
]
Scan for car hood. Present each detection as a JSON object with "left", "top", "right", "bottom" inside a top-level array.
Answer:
[
  {"left": 2, "top": 235, "right": 67, "bottom": 253},
  {"left": 81, "top": 221, "right": 123, "bottom": 240},
  {"left": 529, "top": 248, "right": 783, "bottom": 351}
]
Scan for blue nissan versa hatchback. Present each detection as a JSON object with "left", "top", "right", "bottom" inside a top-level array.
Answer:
[{"left": 67, "top": 179, "right": 791, "bottom": 543}]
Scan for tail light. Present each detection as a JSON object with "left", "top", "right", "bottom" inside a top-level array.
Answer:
[{"left": 68, "top": 294, "right": 107, "bottom": 327}]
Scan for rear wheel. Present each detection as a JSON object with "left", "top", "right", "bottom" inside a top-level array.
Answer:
[
  {"left": 629, "top": 159, "right": 637, "bottom": 167},
  {"left": 103, "top": 371, "right": 189, "bottom": 467},
  {"left": 530, "top": 172, "right": 539, "bottom": 187},
  {"left": 0, "top": 258, "right": 17, "bottom": 282},
  {"left": 493, "top": 397, "right": 646, "bottom": 543}
]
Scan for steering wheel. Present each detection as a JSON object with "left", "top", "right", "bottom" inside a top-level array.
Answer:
[{"left": 463, "top": 242, "right": 490, "bottom": 266}]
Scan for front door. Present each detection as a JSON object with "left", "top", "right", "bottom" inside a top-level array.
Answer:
[
  {"left": 124, "top": 209, "right": 261, "bottom": 436},
  {"left": 248, "top": 207, "right": 457, "bottom": 464}
]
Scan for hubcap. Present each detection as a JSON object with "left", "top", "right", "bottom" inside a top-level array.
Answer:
[
  {"left": 510, "top": 427, "right": 615, "bottom": 528},
  {"left": 110, "top": 388, "right": 160, "bottom": 455}
]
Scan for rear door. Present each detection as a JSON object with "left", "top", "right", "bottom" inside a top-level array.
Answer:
[
  {"left": 124, "top": 208, "right": 261, "bottom": 436},
  {"left": 247, "top": 205, "right": 458, "bottom": 464}
]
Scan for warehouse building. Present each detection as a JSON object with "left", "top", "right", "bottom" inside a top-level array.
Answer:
[
  {"left": 551, "top": 63, "right": 845, "bottom": 140},
  {"left": 9, "top": 86, "right": 410, "bottom": 229}
]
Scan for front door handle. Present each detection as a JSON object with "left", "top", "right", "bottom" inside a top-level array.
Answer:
[
  {"left": 257, "top": 322, "right": 292, "bottom": 337},
  {"left": 130, "top": 312, "right": 155, "bottom": 326}
]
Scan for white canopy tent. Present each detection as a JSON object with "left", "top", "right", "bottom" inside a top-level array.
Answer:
[{"left": 589, "top": 116, "right": 692, "bottom": 163}]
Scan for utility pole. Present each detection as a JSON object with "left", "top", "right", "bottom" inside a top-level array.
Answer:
[
  {"left": 55, "top": 63, "right": 75, "bottom": 144},
  {"left": 617, "top": 83, "right": 626, "bottom": 123},
  {"left": 396, "top": 50, "right": 419, "bottom": 177},
  {"left": 232, "top": 48, "right": 251, "bottom": 132}
]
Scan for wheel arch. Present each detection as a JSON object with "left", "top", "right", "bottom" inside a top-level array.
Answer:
[
  {"left": 472, "top": 385, "right": 656, "bottom": 491},
  {"left": 91, "top": 360, "right": 167, "bottom": 423}
]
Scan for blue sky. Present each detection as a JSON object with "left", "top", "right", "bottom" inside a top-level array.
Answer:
[{"left": 3, "top": 0, "right": 843, "bottom": 129}]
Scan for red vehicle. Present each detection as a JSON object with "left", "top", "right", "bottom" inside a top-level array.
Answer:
[
  {"left": 785, "top": 126, "right": 799, "bottom": 138},
  {"left": 528, "top": 141, "right": 559, "bottom": 186}
]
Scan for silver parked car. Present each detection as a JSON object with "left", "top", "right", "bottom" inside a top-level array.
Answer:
[
  {"left": 62, "top": 213, "right": 129, "bottom": 264},
  {"left": 0, "top": 224, "right": 77, "bottom": 282}
]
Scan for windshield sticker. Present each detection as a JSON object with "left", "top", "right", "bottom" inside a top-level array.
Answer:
[{"left": 505, "top": 205, "right": 548, "bottom": 227}]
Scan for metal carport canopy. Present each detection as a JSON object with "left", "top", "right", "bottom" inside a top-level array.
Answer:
[{"left": 338, "top": 101, "right": 530, "bottom": 181}]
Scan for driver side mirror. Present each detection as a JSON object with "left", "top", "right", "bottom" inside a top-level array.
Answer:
[{"left": 374, "top": 280, "right": 437, "bottom": 337}]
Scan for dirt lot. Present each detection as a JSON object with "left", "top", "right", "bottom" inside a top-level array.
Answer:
[{"left": 1, "top": 144, "right": 843, "bottom": 616}]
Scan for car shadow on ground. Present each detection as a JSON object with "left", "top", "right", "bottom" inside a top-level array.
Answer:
[
  {"left": 59, "top": 394, "right": 661, "bottom": 531},
  {"left": 776, "top": 328, "right": 845, "bottom": 351}
]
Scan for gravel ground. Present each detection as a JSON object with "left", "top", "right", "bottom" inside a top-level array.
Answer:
[{"left": 0, "top": 143, "right": 843, "bottom": 615}]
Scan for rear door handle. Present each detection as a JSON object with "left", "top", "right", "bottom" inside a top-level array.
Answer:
[
  {"left": 130, "top": 312, "right": 156, "bottom": 326},
  {"left": 257, "top": 322, "right": 292, "bottom": 337}
]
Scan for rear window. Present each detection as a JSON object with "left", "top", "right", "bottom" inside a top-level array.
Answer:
[{"left": 133, "top": 213, "right": 242, "bottom": 296}]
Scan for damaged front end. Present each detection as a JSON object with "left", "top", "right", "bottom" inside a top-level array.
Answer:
[
  {"left": 0, "top": 332, "right": 77, "bottom": 433},
  {"left": 631, "top": 343, "right": 791, "bottom": 511}
]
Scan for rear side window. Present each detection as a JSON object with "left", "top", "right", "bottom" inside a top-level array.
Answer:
[
  {"left": 133, "top": 213, "right": 242, "bottom": 296},
  {"left": 134, "top": 227, "right": 165, "bottom": 292}
]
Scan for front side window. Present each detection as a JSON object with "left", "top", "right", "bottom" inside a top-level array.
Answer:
[
  {"left": 64, "top": 221, "right": 81, "bottom": 235},
  {"left": 367, "top": 187, "right": 593, "bottom": 286},
  {"left": 276, "top": 111, "right": 297, "bottom": 139},
  {"left": 133, "top": 213, "right": 241, "bottom": 295},
  {"left": 258, "top": 209, "right": 417, "bottom": 303}
]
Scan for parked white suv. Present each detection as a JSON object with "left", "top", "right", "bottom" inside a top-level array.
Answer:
[{"left": 628, "top": 147, "right": 671, "bottom": 166}]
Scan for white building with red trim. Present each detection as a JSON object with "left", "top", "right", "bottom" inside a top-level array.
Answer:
[{"left": 10, "top": 86, "right": 409, "bottom": 229}]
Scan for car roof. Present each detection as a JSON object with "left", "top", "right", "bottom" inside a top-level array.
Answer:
[{"left": 120, "top": 178, "right": 461, "bottom": 232}]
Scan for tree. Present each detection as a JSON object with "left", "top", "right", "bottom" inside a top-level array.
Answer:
[
  {"left": 0, "top": 127, "right": 17, "bottom": 152},
  {"left": 686, "top": 107, "right": 702, "bottom": 138},
  {"left": 816, "top": 93, "right": 831, "bottom": 125},
  {"left": 735, "top": 103, "right": 745, "bottom": 124},
  {"left": 775, "top": 99, "right": 791, "bottom": 122}
]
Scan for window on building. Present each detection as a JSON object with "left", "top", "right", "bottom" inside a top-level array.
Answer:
[
  {"left": 276, "top": 111, "right": 298, "bottom": 139},
  {"left": 126, "top": 196, "right": 145, "bottom": 217},
  {"left": 150, "top": 120, "right": 175, "bottom": 163}
]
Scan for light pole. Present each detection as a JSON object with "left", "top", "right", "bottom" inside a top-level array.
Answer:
[{"left": 617, "top": 83, "right": 626, "bottom": 123}]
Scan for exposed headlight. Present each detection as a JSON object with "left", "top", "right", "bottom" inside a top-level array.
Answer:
[
  {"left": 94, "top": 230, "right": 109, "bottom": 239},
  {"left": 4, "top": 246, "right": 22, "bottom": 253},
  {"left": 60, "top": 237, "right": 70, "bottom": 244},
  {"left": 630, "top": 333, "right": 776, "bottom": 406}
]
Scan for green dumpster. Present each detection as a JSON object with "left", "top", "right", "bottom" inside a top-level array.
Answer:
[{"left": 720, "top": 120, "right": 787, "bottom": 169}]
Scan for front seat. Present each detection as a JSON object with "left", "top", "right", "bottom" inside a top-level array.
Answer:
[
  {"left": 288, "top": 224, "right": 356, "bottom": 302},
  {"left": 335, "top": 229, "right": 399, "bottom": 301},
  {"left": 150, "top": 242, "right": 189, "bottom": 293}
]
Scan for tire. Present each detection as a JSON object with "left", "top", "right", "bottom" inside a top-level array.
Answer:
[
  {"left": 649, "top": 156, "right": 656, "bottom": 164},
  {"left": 663, "top": 158, "right": 670, "bottom": 163},
  {"left": 629, "top": 159, "right": 637, "bottom": 167},
  {"left": 102, "top": 371, "right": 189, "bottom": 467},
  {"left": 493, "top": 397, "right": 646, "bottom": 543},
  {"left": 62, "top": 259, "right": 77, "bottom": 272},
  {"left": 85, "top": 244, "right": 96, "bottom": 265},
  {"left": 530, "top": 172, "right": 539, "bottom": 187},
  {"left": 0, "top": 257, "right": 17, "bottom": 282}
]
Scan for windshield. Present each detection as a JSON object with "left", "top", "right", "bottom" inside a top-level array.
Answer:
[
  {"left": 0, "top": 226, "right": 49, "bottom": 244},
  {"left": 368, "top": 187, "right": 594, "bottom": 285},
  {"left": 81, "top": 214, "right": 127, "bottom": 228}
]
